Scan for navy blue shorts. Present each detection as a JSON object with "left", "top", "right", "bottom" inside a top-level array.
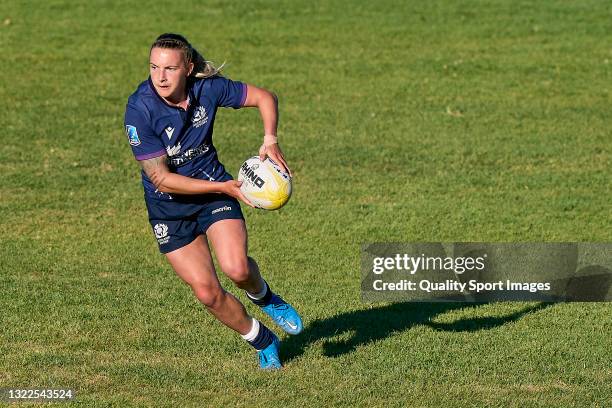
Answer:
[{"left": 145, "top": 194, "right": 244, "bottom": 254}]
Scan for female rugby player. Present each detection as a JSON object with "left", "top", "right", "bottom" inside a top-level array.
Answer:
[{"left": 124, "top": 33, "right": 302, "bottom": 369}]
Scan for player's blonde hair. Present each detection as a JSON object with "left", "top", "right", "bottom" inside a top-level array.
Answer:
[{"left": 151, "top": 33, "right": 224, "bottom": 79}]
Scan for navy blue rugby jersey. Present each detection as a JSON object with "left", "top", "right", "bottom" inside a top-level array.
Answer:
[{"left": 124, "top": 76, "right": 246, "bottom": 200}]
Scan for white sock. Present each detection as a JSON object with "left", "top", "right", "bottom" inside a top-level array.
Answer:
[
  {"left": 240, "top": 318, "right": 260, "bottom": 341},
  {"left": 246, "top": 279, "right": 268, "bottom": 300}
]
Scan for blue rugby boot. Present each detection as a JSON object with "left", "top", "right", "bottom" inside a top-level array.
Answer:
[
  {"left": 258, "top": 334, "right": 282, "bottom": 370},
  {"left": 247, "top": 282, "right": 303, "bottom": 335},
  {"left": 261, "top": 294, "right": 303, "bottom": 335}
]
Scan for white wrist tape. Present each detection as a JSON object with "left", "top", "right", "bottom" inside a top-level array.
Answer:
[{"left": 263, "top": 134, "right": 278, "bottom": 146}]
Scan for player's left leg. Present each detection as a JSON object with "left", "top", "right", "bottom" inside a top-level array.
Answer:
[{"left": 206, "top": 219, "right": 303, "bottom": 335}]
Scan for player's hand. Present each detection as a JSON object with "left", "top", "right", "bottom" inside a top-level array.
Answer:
[
  {"left": 259, "top": 143, "right": 292, "bottom": 177},
  {"left": 221, "top": 180, "right": 255, "bottom": 208}
]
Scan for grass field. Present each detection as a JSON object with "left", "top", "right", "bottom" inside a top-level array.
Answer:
[{"left": 1, "top": 0, "right": 611, "bottom": 406}]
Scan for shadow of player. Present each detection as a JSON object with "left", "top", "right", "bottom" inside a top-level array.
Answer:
[{"left": 281, "top": 302, "right": 551, "bottom": 363}]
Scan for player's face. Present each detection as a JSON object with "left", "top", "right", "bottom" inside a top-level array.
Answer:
[{"left": 149, "top": 47, "right": 193, "bottom": 104}]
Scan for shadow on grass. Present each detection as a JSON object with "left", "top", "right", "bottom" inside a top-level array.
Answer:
[{"left": 282, "top": 302, "right": 551, "bottom": 362}]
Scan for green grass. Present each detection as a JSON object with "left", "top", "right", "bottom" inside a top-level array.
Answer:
[{"left": 1, "top": 0, "right": 611, "bottom": 406}]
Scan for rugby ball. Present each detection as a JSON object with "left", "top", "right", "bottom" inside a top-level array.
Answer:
[{"left": 237, "top": 156, "right": 292, "bottom": 210}]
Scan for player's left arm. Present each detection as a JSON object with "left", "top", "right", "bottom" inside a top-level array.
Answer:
[{"left": 242, "top": 84, "right": 292, "bottom": 177}]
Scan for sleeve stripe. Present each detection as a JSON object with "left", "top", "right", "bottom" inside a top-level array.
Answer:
[
  {"left": 239, "top": 82, "right": 248, "bottom": 106},
  {"left": 135, "top": 149, "right": 166, "bottom": 161}
]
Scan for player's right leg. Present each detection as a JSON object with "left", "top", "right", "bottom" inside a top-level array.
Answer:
[
  {"left": 165, "top": 235, "right": 251, "bottom": 333},
  {"left": 165, "top": 235, "right": 281, "bottom": 369}
]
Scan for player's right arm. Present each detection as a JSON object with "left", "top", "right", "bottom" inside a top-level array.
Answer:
[
  {"left": 139, "top": 154, "right": 254, "bottom": 207},
  {"left": 125, "top": 102, "right": 253, "bottom": 206}
]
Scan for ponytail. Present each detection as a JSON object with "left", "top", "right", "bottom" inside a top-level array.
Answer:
[{"left": 190, "top": 48, "right": 225, "bottom": 78}]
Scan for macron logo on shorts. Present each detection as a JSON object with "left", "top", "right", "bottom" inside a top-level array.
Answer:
[{"left": 211, "top": 206, "right": 232, "bottom": 215}]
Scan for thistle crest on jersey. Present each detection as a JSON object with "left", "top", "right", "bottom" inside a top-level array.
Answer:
[{"left": 192, "top": 106, "right": 208, "bottom": 128}]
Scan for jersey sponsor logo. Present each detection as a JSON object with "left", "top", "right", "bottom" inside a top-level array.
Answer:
[
  {"left": 165, "top": 126, "right": 175, "bottom": 140},
  {"left": 211, "top": 205, "right": 232, "bottom": 215},
  {"left": 192, "top": 106, "right": 208, "bottom": 128},
  {"left": 166, "top": 142, "right": 181, "bottom": 157},
  {"left": 167, "top": 143, "right": 210, "bottom": 168},
  {"left": 153, "top": 223, "right": 170, "bottom": 245},
  {"left": 125, "top": 125, "right": 141, "bottom": 146}
]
